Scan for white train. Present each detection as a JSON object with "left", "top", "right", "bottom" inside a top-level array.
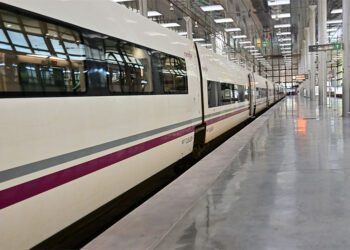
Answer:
[{"left": 0, "top": 1, "right": 285, "bottom": 249}]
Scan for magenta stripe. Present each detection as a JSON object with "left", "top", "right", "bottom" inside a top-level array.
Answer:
[
  {"left": 0, "top": 107, "right": 250, "bottom": 210},
  {"left": 206, "top": 107, "right": 249, "bottom": 125},
  {"left": 0, "top": 126, "right": 195, "bottom": 210}
]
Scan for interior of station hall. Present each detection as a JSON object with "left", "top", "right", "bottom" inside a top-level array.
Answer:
[
  {"left": 116, "top": 0, "right": 346, "bottom": 111},
  {"left": 1, "top": 0, "right": 350, "bottom": 249}
]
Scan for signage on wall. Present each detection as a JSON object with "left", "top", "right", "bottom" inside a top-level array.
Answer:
[{"left": 309, "top": 43, "right": 344, "bottom": 52}]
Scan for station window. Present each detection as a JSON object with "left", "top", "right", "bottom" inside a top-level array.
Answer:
[{"left": 0, "top": 9, "right": 86, "bottom": 96}]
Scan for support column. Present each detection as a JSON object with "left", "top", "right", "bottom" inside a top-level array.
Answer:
[
  {"left": 343, "top": 0, "right": 350, "bottom": 116},
  {"left": 309, "top": 5, "right": 317, "bottom": 100},
  {"left": 183, "top": 17, "right": 193, "bottom": 40},
  {"left": 138, "top": 0, "right": 147, "bottom": 17},
  {"left": 302, "top": 39, "right": 307, "bottom": 96},
  {"left": 318, "top": 0, "right": 327, "bottom": 105},
  {"left": 211, "top": 34, "right": 217, "bottom": 53},
  {"left": 304, "top": 28, "right": 310, "bottom": 98}
]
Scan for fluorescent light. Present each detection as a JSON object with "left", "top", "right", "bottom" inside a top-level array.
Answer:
[
  {"left": 249, "top": 49, "right": 259, "bottom": 52},
  {"left": 281, "top": 47, "right": 291, "bottom": 50},
  {"left": 271, "top": 13, "right": 291, "bottom": 19},
  {"left": 200, "top": 43, "right": 212, "bottom": 47},
  {"left": 232, "top": 35, "right": 247, "bottom": 39},
  {"left": 239, "top": 41, "right": 251, "bottom": 44},
  {"left": 161, "top": 23, "right": 180, "bottom": 28},
  {"left": 327, "top": 20, "right": 342, "bottom": 24},
  {"left": 327, "top": 28, "right": 338, "bottom": 32},
  {"left": 331, "top": 9, "right": 343, "bottom": 14},
  {"left": 147, "top": 11, "right": 162, "bottom": 17},
  {"left": 214, "top": 18, "right": 234, "bottom": 23},
  {"left": 268, "top": 0, "right": 290, "bottom": 6},
  {"left": 200, "top": 4, "right": 224, "bottom": 12},
  {"left": 178, "top": 32, "right": 187, "bottom": 36},
  {"left": 279, "top": 38, "right": 292, "bottom": 42},
  {"left": 112, "top": 0, "right": 134, "bottom": 2},
  {"left": 277, "top": 32, "right": 291, "bottom": 36},
  {"left": 274, "top": 24, "right": 291, "bottom": 28},
  {"left": 280, "top": 43, "right": 292, "bottom": 46},
  {"left": 193, "top": 38, "right": 205, "bottom": 42},
  {"left": 225, "top": 28, "right": 241, "bottom": 32},
  {"left": 244, "top": 45, "right": 255, "bottom": 49}
]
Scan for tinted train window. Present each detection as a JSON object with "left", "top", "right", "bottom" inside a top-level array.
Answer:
[
  {"left": 104, "top": 38, "right": 188, "bottom": 95},
  {"left": 105, "top": 39, "right": 153, "bottom": 94},
  {"left": 0, "top": 9, "right": 86, "bottom": 95},
  {"left": 152, "top": 52, "right": 188, "bottom": 94},
  {"left": 208, "top": 81, "right": 248, "bottom": 108},
  {"left": 256, "top": 87, "right": 267, "bottom": 99}
]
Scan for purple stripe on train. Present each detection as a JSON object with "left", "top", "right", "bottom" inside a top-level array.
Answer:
[
  {"left": 0, "top": 126, "right": 195, "bottom": 210},
  {"left": 0, "top": 106, "right": 250, "bottom": 210}
]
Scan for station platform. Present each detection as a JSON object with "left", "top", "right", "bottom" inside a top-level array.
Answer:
[{"left": 84, "top": 96, "right": 350, "bottom": 250}]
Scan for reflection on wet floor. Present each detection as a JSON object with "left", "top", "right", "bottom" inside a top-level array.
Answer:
[{"left": 155, "top": 96, "right": 350, "bottom": 250}]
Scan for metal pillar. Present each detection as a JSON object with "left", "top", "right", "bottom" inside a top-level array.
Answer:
[
  {"left": 304, "top": 28, "right": 310, "bottom": 98},
  {"left": 309, "top": 5, "right": 317, "bottom": 100},
  {"left": 183, "top": 17, "right": 193, "bottom": 40},
  {"left": 343, "top": 0, "right": 350, "bottom": 116},
  {"left": 138, "top": 0, "right": 147, "bottom": 17},
  {"left": 318, "top": 0, "right": 327, "bottom": 105},
  {"left": 211, "top": 34, "right": 216, "bottom": 53}
]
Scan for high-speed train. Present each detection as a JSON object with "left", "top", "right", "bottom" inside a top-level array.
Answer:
[{"left": 0, "top": 0, "right": 285, "bottom": 249}]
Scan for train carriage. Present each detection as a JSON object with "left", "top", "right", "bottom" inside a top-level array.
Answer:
[{"left": 0, "top": 1, "right": 284, "bottom": 249}]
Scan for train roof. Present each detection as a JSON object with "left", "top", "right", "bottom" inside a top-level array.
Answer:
[{"left": 0, "top": 0, "right": 193, "bottom": 58}]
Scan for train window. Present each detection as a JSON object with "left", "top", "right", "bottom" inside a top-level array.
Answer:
[
  {"left": 221, "top": 83, "right": 234, "bottom": 104},
  {"left": 0, "top": 9, "right": 86, "bottom": 96},
  {"left": 208, "top": 81, "right": 247, "bottom": 108},
  {"left": 208, "top": 81, "right": 220, "bottom": 108},
  {"left": 152, "top": 52, "right": 188, "bottom": 94},
  {"left": 104, "top": 39, "right": 153, "bottom": 94},
  {"left": 17, "top": 62, "right": 85, "bottom": 93},
  {"left": 256, "top": 87, "right": 267, "bottom": 99},
  {"left": 237, "top": 85, "right": 246, "bottom": 102}
]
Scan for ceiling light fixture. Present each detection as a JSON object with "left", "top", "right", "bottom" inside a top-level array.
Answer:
[
  {"left": 274, "top": 24, "right": 291, "bottom": 28},
  {"left": 331, "top": 9, "right": 343, "bottom": 14},
  {"left": 239, "top": 41, "right": 252, "bottom": 44},
  {"left": 267, "top": 0, "right": 290, "bottom": 6},
  {"left": 200, "top": 4, "right": 224, "bottom": 12},
  {"left": 277, "top": 32, "right": 291, "bottom": 36},
  {"left": 214, "top": 18, "right": 234, "bottom": 23},
  {"left": 232, "top": 35, "right": 247, "bottom": 39},
  {"left": 271, "top": 13, "right": 291, "bottom": 19},
  {"left": 327, "top": 20, "right": 342, "bottom": 24},
  {"left": 161, "top": 23, "right": 180, "bottom": 28},
  {"left": 193, "top": 38, "right": 205, "bottom": 42},
  {"left": 225, "top": 28, "right": 241, "bottom": 32},
  {"left": 147, "top": 11, "right": 162, "bottom": 17}
]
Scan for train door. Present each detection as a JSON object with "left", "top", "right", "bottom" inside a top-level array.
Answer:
[
  {"left": 248, "top": 73, "right": 256, "bottom": 117},
  {"left": 273, "top": 84, "right": 276, "bottom": 102}
]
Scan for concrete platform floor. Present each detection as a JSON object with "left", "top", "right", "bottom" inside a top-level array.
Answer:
[{"left": 86, "top": 97, "right": 350, "bottom": 250}]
